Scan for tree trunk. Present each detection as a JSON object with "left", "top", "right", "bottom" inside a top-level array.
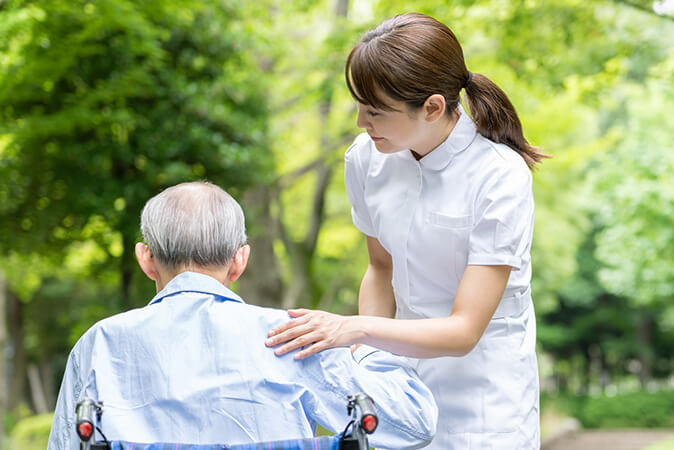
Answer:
[
  {"left": 579, "top": 346, "right": 591, "bottom": 396},
  {"left": 282, "top": 246, "right": 312, "bottom": 309},
  {"left": 336, "top": 0, "right": 349, "bottom": 17},
  {"left": 41, "top": 358, "right": 55, "bottom": 411},
  {"left": 277, "top": 0, "right": 347, "bottom": 307},
  {"left": 599, "top": 350, "right": 611, "bottom": 392},
  {"left": 636, "top": 312, "right": 653, "bottom": 387},
  {"left": 27, "top": 363, "right": 49, "bottom": 414},
  {"left": 0, "top": 271, "right": 7, "bottom": 442},
  {"left": 121, "top": 230, "right": 137, "bottom": 310},
  {"left": 238, "top": 185, "right": 284, "bottom": 308},
  {"left": 8, "top": 290, "right": 26, "bottom": 411},
  {"left": 250, "top": 0, "right": 349, "bottom": 310}
]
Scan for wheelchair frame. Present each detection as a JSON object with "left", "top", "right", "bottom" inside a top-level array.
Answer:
[{"left": 76, "top": 393, "right": 378, "bottom": 450}]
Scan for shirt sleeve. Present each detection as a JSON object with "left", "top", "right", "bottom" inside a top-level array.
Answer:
[
  {"left": 47, "top": 344, "right": 84, "bottom": 450},
  {"left": 467, "top": 163, "right": 534, "bottom": 270},
  {"left": 344, "top": 134, "right": 376, "bottom": 237},
  {"left": 299, "top": 345, "right": 437, "bottom": 449}
]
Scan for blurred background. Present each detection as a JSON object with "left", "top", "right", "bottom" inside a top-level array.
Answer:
[{"left": 0, "top": 0, "right": 672, "bottom": 448}]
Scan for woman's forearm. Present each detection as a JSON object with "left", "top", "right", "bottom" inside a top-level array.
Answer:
[
  {"left": 267, "top": 310, "right": 479, "bottom": 359},
  {"left": 267, "top": 266, "right": 508, "bottom": 360},
  {"left": 353, "top": 314, "right": 480, "bottom": 358},
  {"left": 354, "top": 265, "right": 511, "bottom": 358},
  {"left": 359, "top": 264, "right": 396, "bottom": 318}
]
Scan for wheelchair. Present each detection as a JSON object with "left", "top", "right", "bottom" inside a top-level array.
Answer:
[{"left": 76, "top": 393, "right": 378, "bottom": 450}]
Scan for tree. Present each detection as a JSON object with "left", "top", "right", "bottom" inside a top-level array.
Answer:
[
  {"left": 1, "top": 0, "right": 673, "bottom": 422},
  {"left": 0, "top": 0, "right": 272, "bottom": 412},
  {"left": 238, "top": 0, "right": 367, "bottom": 310},
  {"left": 0, "top": 0, "right": 272, "bottom": 308},
  {"left": 587, "top": 77, "right": 674, "bottom": 385},
  {"left": 0, "top": 271, "right": 7, "bottom": 443}
]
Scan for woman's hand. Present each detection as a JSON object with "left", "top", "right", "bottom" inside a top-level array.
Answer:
[{"left": 265, "top": 309, "right": 363, "bottom": 359}]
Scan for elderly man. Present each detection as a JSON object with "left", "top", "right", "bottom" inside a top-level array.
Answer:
[{"left": 48, "top": 181, "right": 437, "bottom": 450}]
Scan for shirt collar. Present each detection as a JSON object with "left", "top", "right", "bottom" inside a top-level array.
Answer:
[
  {"left": 149, "top": 271, "right": 245, "bottom": 305},
  {"left": 404, "top": 104, "right": 477, "bottom": 171}
]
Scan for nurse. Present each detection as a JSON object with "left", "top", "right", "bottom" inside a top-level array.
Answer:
[{"left": 266, "top": 12, "right": 549, "bottom": 449}]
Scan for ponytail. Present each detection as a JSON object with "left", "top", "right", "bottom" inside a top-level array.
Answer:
[
  {"left": 464, "top": 73, "right": 550, "bottom": 170},
  {"left": 345, "top": 12, "right": 550, "bottom": 170}
]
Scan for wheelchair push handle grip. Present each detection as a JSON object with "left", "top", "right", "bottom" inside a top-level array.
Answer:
[
  {"left": 348, "top": 393, "right": 378, "bottom": 434},
  {"left": 76, "top": 399, "right": 101, "bottom": 441},
  {"left": 356, "top": 395, "right": 378, "bottom": 434},
  {"left": 75, "top": 398, "right": 103, "bottom": 443}
]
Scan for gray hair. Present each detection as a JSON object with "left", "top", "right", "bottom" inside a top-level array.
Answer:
[{"left": 140, "top": 181, "right": 246, "bottom": 268}]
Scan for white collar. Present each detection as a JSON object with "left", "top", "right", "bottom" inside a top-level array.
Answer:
[{"left": 400, "top": 104, "right": 477, "bottom": 171}]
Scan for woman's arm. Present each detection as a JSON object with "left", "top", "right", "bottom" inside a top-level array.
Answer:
[
  {"left": 266, "top": 264, "right": 512, "bottom": 359},
  {"left": 359, "top": 236, "right": 396, "bottom": 317}
]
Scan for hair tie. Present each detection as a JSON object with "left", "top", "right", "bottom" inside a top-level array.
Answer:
[{"left": 463, "top": 71, "right": 473, "bottom": 89}]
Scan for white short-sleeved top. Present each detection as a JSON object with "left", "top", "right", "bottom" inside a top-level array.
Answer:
[
  {"left": 345, "top": 105, "right": 534, "bottom": 319},
  {"left": 344, "top": 105, "right": 540, "bottom": 448}
]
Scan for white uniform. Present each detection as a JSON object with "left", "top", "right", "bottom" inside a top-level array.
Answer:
[{"left": 344, "top": 106, "right": 540, "bottom": 449}]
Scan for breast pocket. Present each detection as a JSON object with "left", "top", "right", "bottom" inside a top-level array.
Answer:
[
  {"left": 421, "top": 212, "right": 472, "bottom": 287},
  {"left": 426, "top": 212, "right": 472, "bottom": 229}
]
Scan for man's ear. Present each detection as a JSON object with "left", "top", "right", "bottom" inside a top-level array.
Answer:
[
  {"left": 227, "top": 244, "right": 250, "bottom": 284},
  {"left": 135, "top": 242, "right": 159, "bottom": 281},
  {"left": 423, "top": 94, "right": 447, "bottom": 123}
]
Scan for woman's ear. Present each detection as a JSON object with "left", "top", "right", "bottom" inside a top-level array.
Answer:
[
  {"left": 135, "top": 243, "right": 159, "bottom": 281},
  {"left": 227, "top": 244, "right": 250, "bottom": 284},
  {"left": 423, "top": 94, "right": 447, "bottom": 122}
]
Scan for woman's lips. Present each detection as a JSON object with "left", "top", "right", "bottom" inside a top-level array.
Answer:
[{"left": 370, "top": 135, "right": 384, "bottom": 142}]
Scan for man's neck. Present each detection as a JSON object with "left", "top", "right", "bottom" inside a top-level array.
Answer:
[{"left": 155, "top": 266, "right": 231, "bottom": 292}]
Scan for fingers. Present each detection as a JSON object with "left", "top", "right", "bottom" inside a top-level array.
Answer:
[
  {"left": 287, "top": 308, "right": 312, "bottom": 318},
  {"left": 293, "top": 341, "right": 331, "bottom": 360},
  {"left": 267, "top": 314, "right": 311, "bottom": 338},
  {"left": 266, "top": 322, "right": 313, "bottom": 348},
  {"left": 265, "top": 309, "right": 342, "bottom": 359},
  {"left": 273, "top": 331, "right": 325, "bottom": 357}
]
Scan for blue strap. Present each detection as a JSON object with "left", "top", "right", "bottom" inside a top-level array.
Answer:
[{"left": 110, "top": 435, "right": 341, "bottom": 449}]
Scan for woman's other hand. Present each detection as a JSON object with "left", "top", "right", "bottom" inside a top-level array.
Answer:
[{"left": 265, "top": 309, "right": 363, "bottom": 359}]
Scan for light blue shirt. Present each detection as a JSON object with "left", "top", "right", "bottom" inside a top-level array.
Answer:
[{"left": 48, "top": 272, "right": 437, "bottom": 449}]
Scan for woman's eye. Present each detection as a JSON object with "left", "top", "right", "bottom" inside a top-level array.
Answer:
[{"left": 368, "top": 111, "right": 380, "bottom": 117}]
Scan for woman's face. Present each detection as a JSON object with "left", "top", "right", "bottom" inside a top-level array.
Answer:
[{"left": 355, "top": 97, "right": 427, "bottom": 155}]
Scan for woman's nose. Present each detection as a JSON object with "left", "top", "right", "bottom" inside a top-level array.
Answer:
[{"left": 356, "top": 110, "right": 368, "bottom": 129}]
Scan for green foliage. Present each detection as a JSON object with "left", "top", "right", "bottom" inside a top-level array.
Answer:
[
  {"left": 577, "top": 391, "right": 674, "bottom": 429},
  {"left": 0, "top": 0, "right": 271, "bottom": 266},
  {"left": 517, "top": 1, "right": 674, "bottom": 389},
  {"left": 8, "top": 413, "right": 53, "bottom": 450},
  {"left": 0, "top": 0, "right": 673, "bottom": 423},
  {"left": 588, "top": 80, "right": 674, "bottom": 309},
  {"left": 0, "top": 0, "right": 274, "bottom": 407},
  {"left": 544, "top": 390, "right": 674, "bottom": 429},
  {"left": 247, "top": 0, "right": 370, "bottom": 309}
]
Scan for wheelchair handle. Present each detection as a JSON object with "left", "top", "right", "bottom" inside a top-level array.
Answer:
[
  {"left": 347, "top": 393, "right": 378, "bottom": 434},
  {"left": 76, "top": 399, "right": 96, "bottom": 441},
  {"left": 76, "top": 399, "right": 104, "bottom": 444}
]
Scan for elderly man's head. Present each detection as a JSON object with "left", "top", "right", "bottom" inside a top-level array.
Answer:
[{"left": 135, "top": 181, "right": 250, "bottom": 290}]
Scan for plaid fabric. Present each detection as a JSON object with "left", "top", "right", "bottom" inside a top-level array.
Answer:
[{"left": 108, "top": 436, "right": 341, "bottom": 450}]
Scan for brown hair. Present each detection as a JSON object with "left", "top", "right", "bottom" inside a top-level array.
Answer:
[{"left": 345, "top": 12, "right": 549, "bottom": 170}]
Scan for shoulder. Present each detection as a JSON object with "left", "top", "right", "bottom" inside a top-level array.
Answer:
[
  {"left": 75, "top": 306, "right": 153, "bottom": 349},
  {"left": 345, "top": 132, "right": 374, "bottom": 167},
  {"left": 62, "top": 308, "right": 147, "bottom": 382},
  {"left": 469, "top": 134, "right": 532, "bottom": 190},
  {"left": 234, "top": 302, "right": 298, "bottom": 329},
  {"left": 214, "top": 301, "right": 308, "bottom": 339}
]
